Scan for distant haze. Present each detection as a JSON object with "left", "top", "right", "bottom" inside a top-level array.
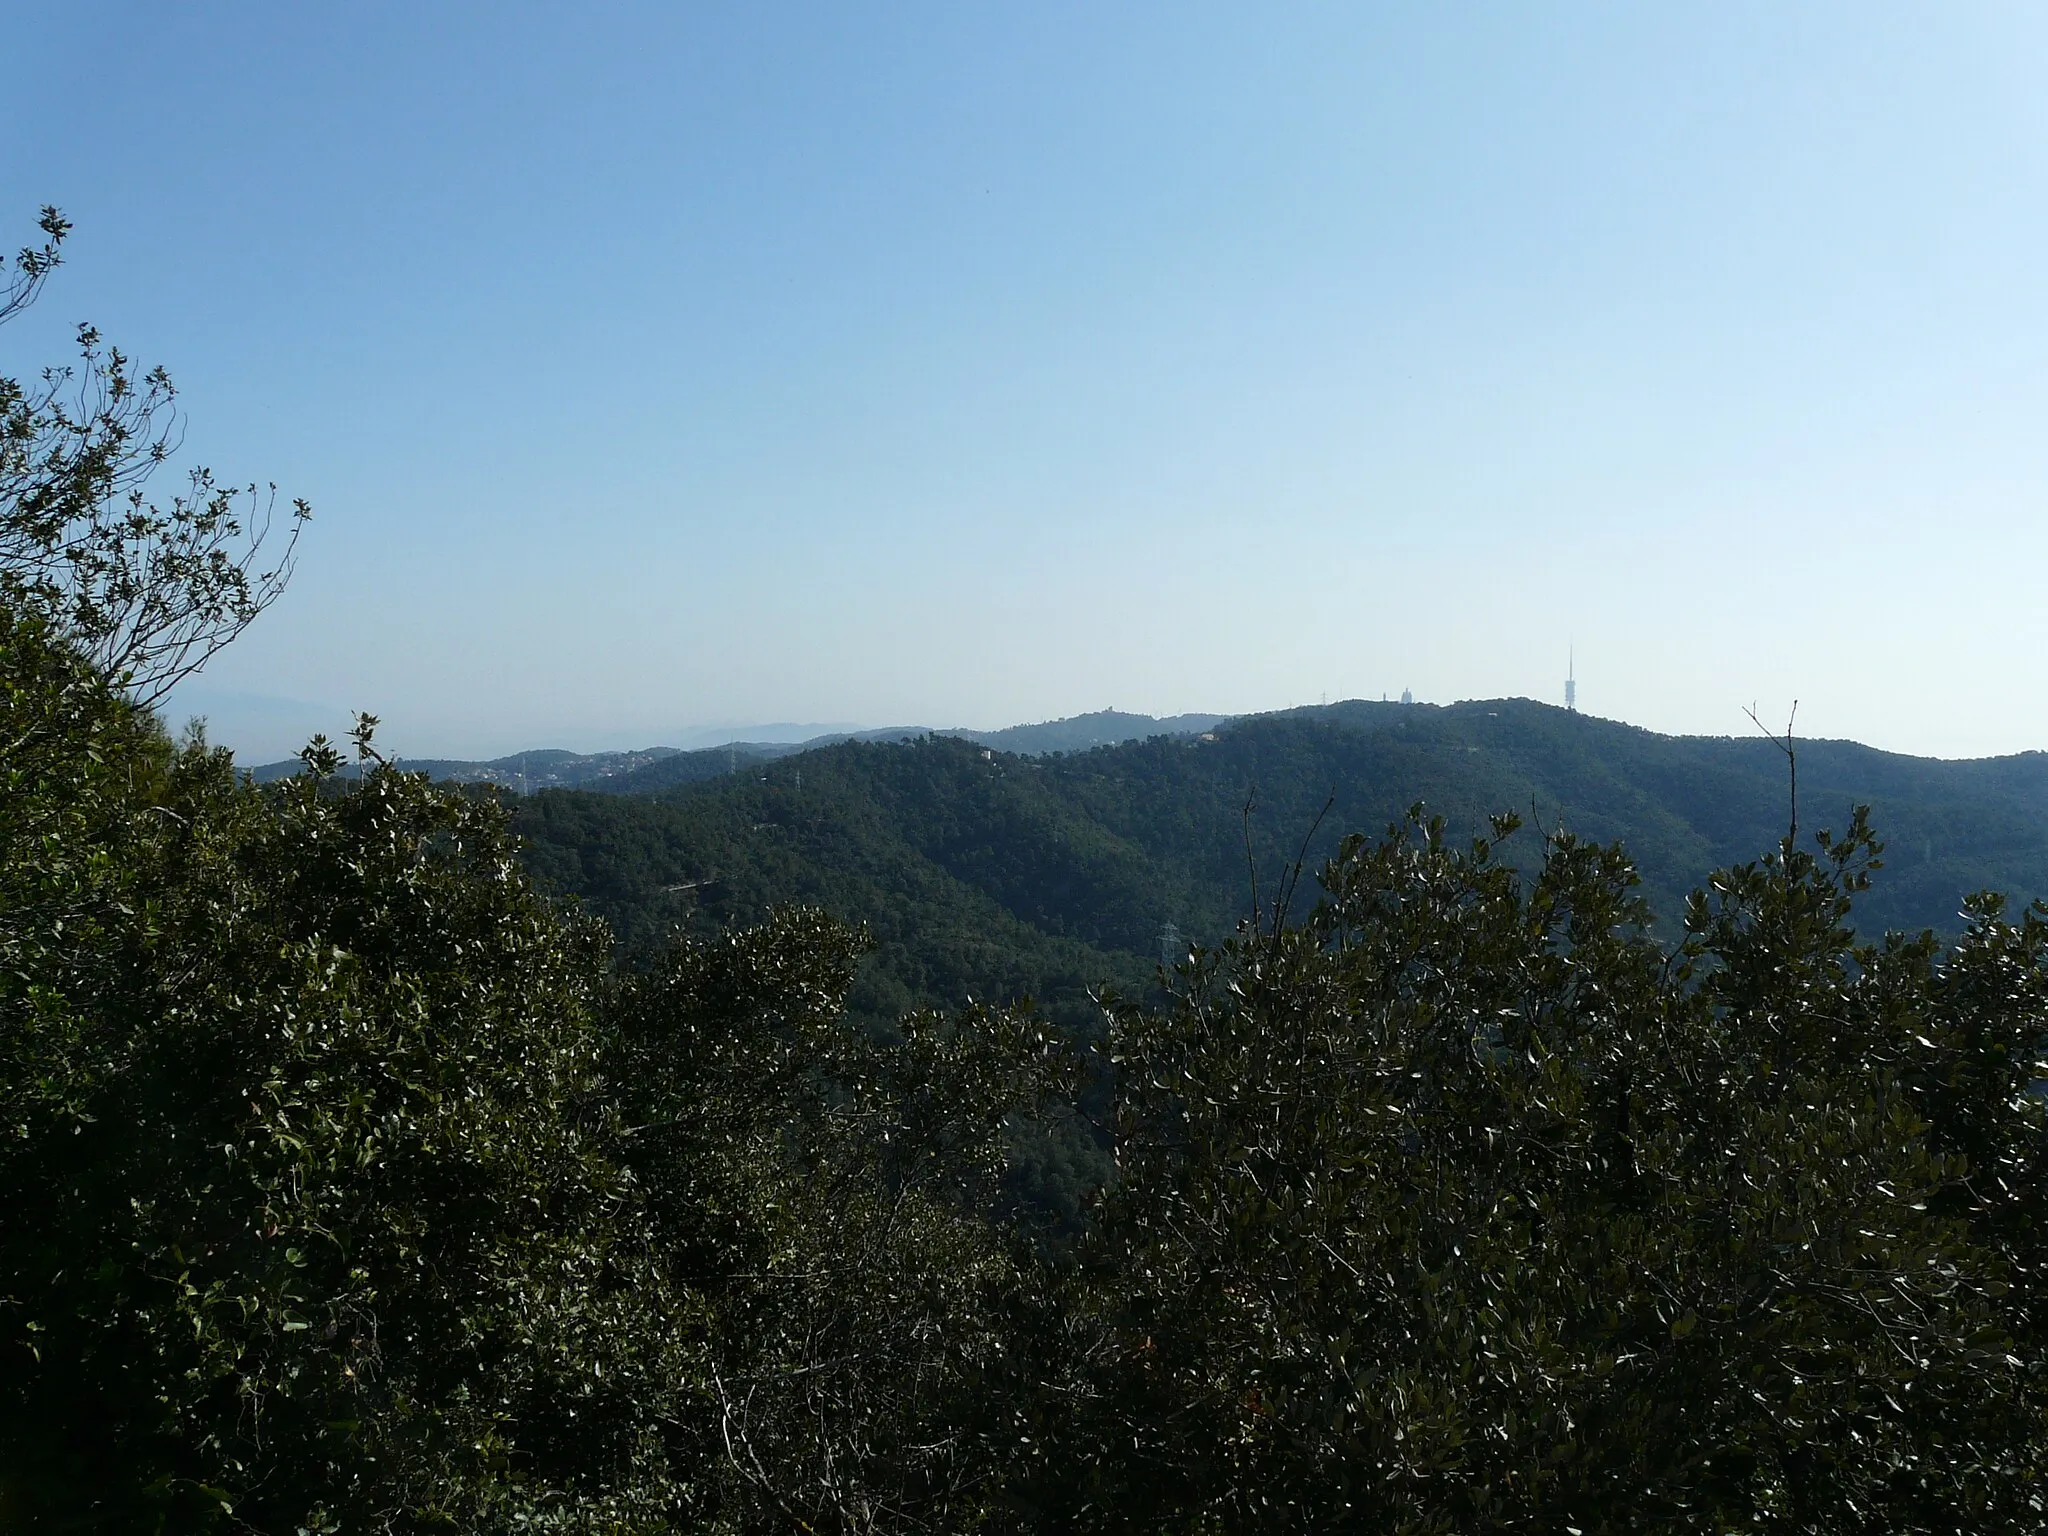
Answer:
[
  {"left": 7, "top": 7, "right": 2045, "bottom": 759},
  {"left": 238, "top": 709, "right": 1231, "bottom": 779}
]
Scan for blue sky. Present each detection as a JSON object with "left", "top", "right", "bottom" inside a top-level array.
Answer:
[{"left": 6, "top": 4, "right": 2046, "bottom": 760}]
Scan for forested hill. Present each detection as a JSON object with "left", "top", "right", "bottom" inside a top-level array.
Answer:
[{"left": 510, "top": 697, "right": 2048, "bottom": 1031}]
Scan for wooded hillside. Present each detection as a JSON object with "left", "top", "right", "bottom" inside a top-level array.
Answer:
[{"left": 514, "top": 698, "right": 2048, "bottom": 1030}]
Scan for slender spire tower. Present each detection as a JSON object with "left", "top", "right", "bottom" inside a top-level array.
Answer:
[{"left": 1565, "top": 648, "right": 1577, "bottom": 713}]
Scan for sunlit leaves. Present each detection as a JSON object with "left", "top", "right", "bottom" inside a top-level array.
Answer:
[{"left": 1076, "top": 808, "right": 2048, "bottom": 1532}]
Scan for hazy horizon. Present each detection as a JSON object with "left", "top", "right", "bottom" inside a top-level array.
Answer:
[
  {"left": 184, "top": 688, "right": 2048, "bottom": 772},
  {"left": 9, "top": 6, "right": 2046, "bottom": 761}
]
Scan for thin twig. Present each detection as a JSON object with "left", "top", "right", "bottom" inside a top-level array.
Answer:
[
  {"left": 1272, "top": 792, "right": 1338, "bottom": 950},
  {"left": 1241, "top": 787, "right": 1262, "bottom": 938},
  {"left": 1743, "top": 700, "right": 1799, "bottom": 847}
]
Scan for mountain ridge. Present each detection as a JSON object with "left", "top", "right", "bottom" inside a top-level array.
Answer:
[
  {"left": 507, "top": 697, "right": 2048, "bottom": 1037},
  {"left": 243, "top": 708, "right": 1233, "bottom": 788}
]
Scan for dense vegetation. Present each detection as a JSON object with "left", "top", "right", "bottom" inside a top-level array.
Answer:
[
  {"left": 10, "top": 209, "right": 2048, "bottom": 1531},
  {"left": 0, "top": 611, "right": 1071, "bottom": 1530}
]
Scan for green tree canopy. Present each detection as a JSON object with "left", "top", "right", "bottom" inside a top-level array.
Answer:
[
  {"left": 0, "top": 607, "right": 1071, "bottom": 1532},
  {"left": 1066, "top": 809, "right": 2048, "bottom": 1531}
]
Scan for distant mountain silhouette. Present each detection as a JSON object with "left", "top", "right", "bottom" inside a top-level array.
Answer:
[
  {"left": 247, "top": 710, "right": 1236, "bottom": 794},
  {"left": 589, "top": 710, "right": 1233, "bottom": 792},
  {"left": 244, "top": 745, "right": 685, "bottom": 791}
]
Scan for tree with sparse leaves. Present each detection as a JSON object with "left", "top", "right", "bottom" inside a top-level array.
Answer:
[{"left": 1, "top": 207, "right": 306, "bottom": 705}]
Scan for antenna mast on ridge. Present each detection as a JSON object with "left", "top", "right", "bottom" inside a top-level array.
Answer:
[{"left": 1565, "top": 647, "right": 1577, "bottom": 713}]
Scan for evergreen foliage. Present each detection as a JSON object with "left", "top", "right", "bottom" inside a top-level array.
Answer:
[
  {"left": 1, "top": 609, "right": 685, "bottom": 1527},
  {"left": 1069, "top": 809, "right": 2048, "bottom": 1529},
  {"left": 0, "top": 609, "right": 1062, "bottom": 1532}
]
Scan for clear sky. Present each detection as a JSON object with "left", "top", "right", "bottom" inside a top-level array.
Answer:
[{"left": 6, "top": 4, "right": 2046, "bottom": 761}]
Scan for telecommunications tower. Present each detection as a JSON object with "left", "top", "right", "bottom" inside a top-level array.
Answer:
[
  {"left": 1159, "top": 921, "right": 1183, "bottom": 973},
  {"left": 1565, "top": 649, "right": 1577, "bottom": 713}
]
